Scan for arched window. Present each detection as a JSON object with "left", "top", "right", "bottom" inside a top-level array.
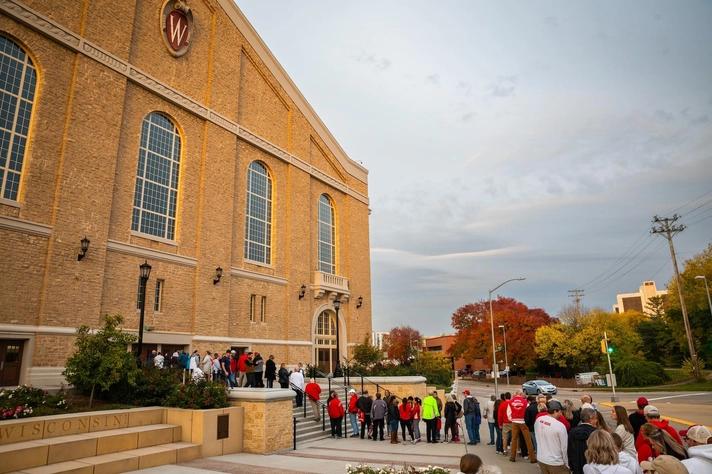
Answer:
[
  {"left": 0, "top": 35, "right": 37, "bottom": 201},
  {"left": 317, "top": 194, "right": 335, "bottom": 274},
  {"left": 314, "top": 310, "right": 337, "bottom": 372},
  {"left": 244, "top": 161, "right": 272, "bottom": 264},
  {"left": 131, "top": 112, "right": 181, "bottom": 240}
]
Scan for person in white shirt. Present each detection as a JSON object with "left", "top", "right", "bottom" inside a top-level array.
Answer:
[
  {"left": 535, "top": 400, "right": 569, "bottom": 473},
  {"left": 154, "top": 352, "right": 164, "bottom": 369},
  {"left": 610, "top": 406, "right": 637, "bottom": 458},
  {"left": 202, "top": 351, "right": 213, "bottom": 380},
  {"left": 682, "top": 424, "right": 712, "bottom": 473},
  {"left": 611, "top": 432, "right": 642, "bottom": 474},
  {"left": 484, "top": 395, "right": 496, "bottom": 445},
  {"left": 289, "top": 367, "right": 305, "bottom": 407}
]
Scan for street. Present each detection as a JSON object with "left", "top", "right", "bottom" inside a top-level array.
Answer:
[{"left": 457, "top": 378, "right": 712, "bottom": 430}]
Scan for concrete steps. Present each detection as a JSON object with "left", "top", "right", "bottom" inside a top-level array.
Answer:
[
  {"left": 292, "top": 384, "right": 356, "bottom": 445},
  {"left": 0, "top": 409, "right": 201, "bottom": 474}
]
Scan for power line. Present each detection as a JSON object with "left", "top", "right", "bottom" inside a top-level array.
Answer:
[
  {"left": 568, "top": 289, "right": 584, "bottom": 314},
  {"left": 585, "top": 237, "right": 662, "bottom": 293}
]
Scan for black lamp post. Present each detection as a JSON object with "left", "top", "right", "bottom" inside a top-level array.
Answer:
[
  {"left": 333, "top": 298, "right": 342, "bottom": 377},
  {"left": 137, "top": 260, "right": 152, "bottom": 364}
]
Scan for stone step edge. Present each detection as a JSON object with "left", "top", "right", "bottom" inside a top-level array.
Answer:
[
  {"left": 12, "top": 442, "right": 200, "bottom": 474},
  {"left": 0, "top": 424, "right": 180, "bottom": 453}
]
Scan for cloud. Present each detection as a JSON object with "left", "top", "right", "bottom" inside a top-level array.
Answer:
[
  {"left": 487, "top": 75, "right": 517, "bottom": 97},
  {"left": 544, "top": 16, "right": 559, "bottom": 28},
  {"left": 461, "top": 112, "right": 475, "bottom": 122},
  {"left": 426, "top": 73, "right": 440, "bottom": 85},
  {"left": 457, "top": 80, "right": 472, "bottom": 96},
  {"left": 354, "top": 52, "right": 392, "bottom": 71}
]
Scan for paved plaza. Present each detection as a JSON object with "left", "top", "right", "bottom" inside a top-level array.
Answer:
[{"left": 129, "top": 436, "right": 540, "bottom": 474}]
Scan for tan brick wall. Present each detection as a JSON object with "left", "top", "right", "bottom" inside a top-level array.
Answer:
[
  {"left": 0, "top": 1, "right": 371, "bottom": 382},
  {"left": 229, "top": 398, "right": 292, "bottom": 453}
]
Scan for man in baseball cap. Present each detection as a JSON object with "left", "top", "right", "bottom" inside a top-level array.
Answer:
[
  {"left": 629, "top": 396, "right": 648, "bottom": 439},
  {"left": 643, "top": 405, "right": 684, "bottom": 445},
  {"left": 682, "top": 425, "right": 712, "bottom": 472}
]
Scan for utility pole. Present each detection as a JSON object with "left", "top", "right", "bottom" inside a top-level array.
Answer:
[
  {"left": 651, "top": 215, "right": 700, "bottom": 378},
  {"left": 568, "top": 289, "right": 584, "bottom": 315}
]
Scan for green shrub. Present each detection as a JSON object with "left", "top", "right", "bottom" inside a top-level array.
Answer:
[
  {"left": 614, "top": 356, "right": 670, "bottom": 387},
  {"left": 163, "top": 380, "right": 228, "bottom": 409},
  {"left": 106, "top": 367, "right": 183, "bottom": 406}
]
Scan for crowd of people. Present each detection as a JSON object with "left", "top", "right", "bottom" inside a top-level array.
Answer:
[
  {"left": 301, "top": 384, "right": 711, "bottom": 474},
  {"left": 145, "top": 348, "right": 288, "bottom": 387}
]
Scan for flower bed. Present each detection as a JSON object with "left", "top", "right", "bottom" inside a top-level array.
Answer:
[
  {"left": 0, "top": 385, "right": 68, "bottom": 420},
  {"left": 345, "top": 464, "right": 449, "bottom": 474}
]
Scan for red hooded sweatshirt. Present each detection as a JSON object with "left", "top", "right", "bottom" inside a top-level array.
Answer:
[
  {"left": 497, "top": 399, "right": 511, "bottom": 427},
  {"left": 399, "top": 402, "right": 412, "bottom": 421},
  {"left": 305, "top": 382, "right": 321, "bottom": 402},
  {"left": 507, "top": 395, "right": 527, "bottom": 423},
  {"left": 348, "top": 394, "right": 359, "bottom": 414},
  {"left": 635, "top": 418, "right": 684, "bottom": 463},
  {"left": 328, "top": 397, "right": 345, "bottom": 419}
]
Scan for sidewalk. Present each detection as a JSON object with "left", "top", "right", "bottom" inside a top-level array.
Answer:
[{"left": 129, "top": 436, "right": 540, "bottom": 474}]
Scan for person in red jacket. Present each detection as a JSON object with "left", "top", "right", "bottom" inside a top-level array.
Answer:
[
  {"left": 636, "top": 422, "right": 689, "bottom": 463},
  {"left": 641, "top": 405, "right": 683, "bottom": 445},
  {"left": 237, "top": 352, "right": 249, "bottom": 387},
  {"left": 399, "top": 397, "right": 415, "bottom": 443},
  {"left": 347, "top": 389, "right": 360, "bottom": 437},
  {"left": 305, "top": 378, "right": 322, "bottom": 422},
  {"left": 498, "top": 392, "right": 512, "bottom": 455},
  {"left": 327, "top": 391, "right": 345, "bottom": 438},
  {"left": 508, "top": 391, "right": 537, "bottom": 463}
]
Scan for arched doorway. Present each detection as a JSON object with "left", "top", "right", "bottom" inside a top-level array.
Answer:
[{"left": 314, "top": 310, "right": 337, "bottom": 373}]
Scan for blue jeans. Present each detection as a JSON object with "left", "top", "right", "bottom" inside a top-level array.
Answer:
[
  {"left": 488, "top": 422, "right": 496, "bottom": 444},
  {"left": 495, "top": 425, "right": 503, "bottom": 452},
  {"left": 464, "top": 414, "right": 480, "bottom": 443},
  {"left": 349, "top": 413, "right": 360, "bottom": 436}
]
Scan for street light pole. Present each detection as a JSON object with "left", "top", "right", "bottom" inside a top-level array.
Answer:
[
  {"left": 695, "top": 276, "right": 712, "bottom": 319},
  {"left": 488, "top": 278, "right": 525, "bottom": 397},
  {"left": 333, "top": 298, "right": 342, "bottom": 377},
  {"left": 137, "top": 260, "right": 152, "bottom": 365},
  {"left": 499, "top": 325, "right": 509, "bottom": 386}
]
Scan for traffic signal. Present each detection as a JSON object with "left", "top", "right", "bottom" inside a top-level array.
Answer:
[
  {"left": 600, "top": 339, "right": 607, "bottom": 354},
  {"left": 607, "top": 343, "right": 614, "bottom": 354}
]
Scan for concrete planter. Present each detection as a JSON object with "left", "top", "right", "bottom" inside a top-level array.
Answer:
[{"left": 228, "top": 388, "right": 295, "bottom": 454}]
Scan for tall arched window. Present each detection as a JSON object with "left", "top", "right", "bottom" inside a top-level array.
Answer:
[
  {"left": 314, "top": 310, "right": 337, "bottom": 372},
  {"left": 131, "top": 112, "right": 181, "bottom": 240},
  {"left": 244, "top": 161, "right": 272, "bottom": 264},
  {"left": 0, "top": 35, "right": 37, "bottom": 201},
  {"left": 318, "top": 194, "right": 335, "bottom": 274}
]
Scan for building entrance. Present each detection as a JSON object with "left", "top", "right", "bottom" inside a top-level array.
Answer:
[
  {"left": 0, "top": 340, "right": 24, "bottom": 386},
  {"left": 314, "top": 310, "right": 337, "bottom": 373}
]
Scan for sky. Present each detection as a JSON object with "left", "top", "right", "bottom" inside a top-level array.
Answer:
[{"left": 237, "top": 1, "right": 712, "bottom": 335}]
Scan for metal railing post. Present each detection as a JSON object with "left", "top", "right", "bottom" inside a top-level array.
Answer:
[
  {"left": 328, "top": 376, "right": 332, "bottom": 395},
  {"left": 293, "top": 416, "right": 297, "bottom": 450},
  {"left": 344, "top": 386, "right": 348, "bottom": 436},
  {"left": 322, "top": 404, "right": 326, "bottom": 432},
  {"left": 303, "top": 395, "right": 306, "bottom": 418},
  {"left": 361, "top": 375, "right": 364, "bottom": 393}
]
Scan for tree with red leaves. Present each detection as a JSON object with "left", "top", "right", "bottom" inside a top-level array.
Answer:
[
  {"left": 450, "top": 296, "right": 552, "bottom": 370},
  {"left": 385, "top": 326, "right": 423, "bottom": 365}
]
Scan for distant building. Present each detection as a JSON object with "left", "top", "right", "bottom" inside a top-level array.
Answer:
[
  {"left": 371, "top": 331, "right": 389, "bottom": 351},
  {"left": 613, "top": 281, "right": 668, "bottom": 314},
  {"left": 422, "top": 334, "right": 486, "bottom": 371}
]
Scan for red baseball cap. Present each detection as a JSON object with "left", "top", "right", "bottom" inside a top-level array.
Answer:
[
  {"left": 636, "top": 397, "right": 648, "bottom": 408},
  {"left": 463, "top": 389, "right": 470, "bottom": 395}
]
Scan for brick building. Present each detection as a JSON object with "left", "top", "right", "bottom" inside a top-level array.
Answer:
[
  {"left": 422, "top": 334, "right": 486, "bottom": 372},
  {"left": 0, "top": 0, "right": 371, "bottom": 387}
]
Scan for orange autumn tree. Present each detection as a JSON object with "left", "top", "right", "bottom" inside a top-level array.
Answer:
[
  {"left": 450, "top": 296, "right": 552, "bottom": 370},
  {"left": 385, "top": 326, "right": 423, "bottom": 365}
]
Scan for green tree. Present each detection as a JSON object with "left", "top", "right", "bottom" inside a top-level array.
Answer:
[
  {"left": 63, "top": 314, "right": 140, "bottom": 407},
  {"left": 352, "top": 336, "right": 383, "bottom": 369},
  {"left": 664, "top": 243, "right": 712, "bottom": 369}
]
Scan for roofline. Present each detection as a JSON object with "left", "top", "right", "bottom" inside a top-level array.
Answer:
[{"left": 218, "top": 0, "right": 368, "bottom": 184}]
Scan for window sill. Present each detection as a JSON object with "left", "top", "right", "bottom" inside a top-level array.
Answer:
[
  {"left": 0, "top": 198, "right": 21, "bottom": 208},
  {"left": 244, "top": 259, "right": 273, "bottom": 269},
  {"left": 130, "top": 230, "right": 178, "bottom": 247}
]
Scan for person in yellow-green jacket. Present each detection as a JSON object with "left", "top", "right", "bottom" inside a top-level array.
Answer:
[{"left": 422, "top": 391, "right": 441, "bottom": 443}]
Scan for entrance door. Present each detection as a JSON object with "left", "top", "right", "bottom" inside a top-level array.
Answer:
[
  {"left": 314, "top": 311, "right": 337, "bottom": 373},
  {"left": 0, "top": 340, "right": 24, "bottom": 386}
]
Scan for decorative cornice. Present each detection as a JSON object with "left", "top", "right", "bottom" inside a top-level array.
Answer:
[
  {"left": 0, "top": 324, "right": 75, "bottom": 335},
  {"left": 106, "top": 239, "right": 197, "bottom": 267},
  {"left": 0, "top": 0, "right": 369, "bottom": 205},
  {"left": 0, "top": 215, "right": 52, "bottom": 236},
  {"left": 192, "top": 334, "right": 312, "bottom": 346},
  {"left": 230, "top": 267, "right": 288, "bottom": 286}
]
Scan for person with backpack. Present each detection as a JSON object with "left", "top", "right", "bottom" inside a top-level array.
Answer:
[
  {"left": 371, "top": 393, "right": 387, "bottom": 441},
  {"left": 444, "top": 393, "right": 462, "bottom": 443},
  {"left": 462, "top": 390, "right": 482, "bottom": 445},
  {"left": 356, "top": 391, "right": 373, "bottom": 440}
]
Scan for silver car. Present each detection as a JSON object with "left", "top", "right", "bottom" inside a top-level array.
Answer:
[{"left": 522, "top": 379, "right": 557, "bottom": 395}]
